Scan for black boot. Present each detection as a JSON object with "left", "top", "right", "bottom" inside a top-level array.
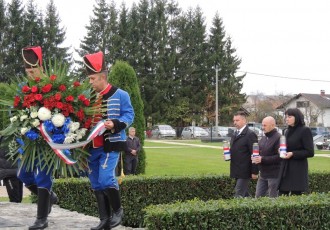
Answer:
[
  {"left": 26, "top": 184, "right": 58, "bottom": 214},
  {"left": 26, "top": 184, "right": 38, "bottom": 195},
  {"left": 91, "top": 190, "right": 110, "bottom": 230},
  {"left": 29, "top": 188, "right": 50, "bottom": 230},
  {"left": 48, "top": 191, "right": 58, "bottom": 214},
  {"left": 105, "top": 188, "right": 123, "bottom": 228}
]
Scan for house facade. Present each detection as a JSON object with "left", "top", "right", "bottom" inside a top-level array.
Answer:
[{"left": 276, "top": 90, "right": 330, "bottom": 127}]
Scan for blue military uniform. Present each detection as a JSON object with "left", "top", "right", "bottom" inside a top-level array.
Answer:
[
  {"left": 20, "top": 46, "right": 58, "bottom": 230},
  {"left": 83, "top": 51, "right": 134, "bottom": 230},
  {"left": 87, "top": 84, "right": 134, "bottom": 190}
]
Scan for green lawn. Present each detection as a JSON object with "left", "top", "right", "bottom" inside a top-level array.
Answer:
[
  {"left": 0, "top": 197, "right": 31, "bottom": 203},
  {"left": 144, "top": 139, "right": 330, "bottom": 176}
]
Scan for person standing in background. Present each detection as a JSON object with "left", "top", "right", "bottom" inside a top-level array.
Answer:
[
  {"left": 229, "top": 111, "right": 258, "bottom": 197},
  {"left": 278, "top": 108, "right": 314, "bottom": 196},
  {"left": 253, "top": 116, "right": 281, "bottom": 198},
  {"left": 0, "top": 136, "right": 23, "bottom": 203},
  {"left": 124, "top": 127, "right": 141, "bottom": 175}
]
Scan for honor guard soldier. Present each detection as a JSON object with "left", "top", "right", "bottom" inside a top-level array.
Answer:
[
  {"left": 83, "top": 51, "right": 134, "bottom": 230},
  {"left": 20, "top": 46, "right": 58, "bottom": 230}
]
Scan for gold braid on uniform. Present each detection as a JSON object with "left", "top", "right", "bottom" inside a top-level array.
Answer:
[{"left": 118, "top": 151, "right": 125, "bottom": 185}]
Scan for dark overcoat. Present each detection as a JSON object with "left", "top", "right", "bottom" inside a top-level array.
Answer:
[
  {"left": 230, "top": 126, "right": 258, "bottom": 179},
  {"left": 0, "top": 137, "right": 17, "bottom": 180},
  {"left": 278, "top": 125, "right": 314, "bottom": 192},
  {"left": 258, "top": 129, "right": 281, "bottom": 178}
]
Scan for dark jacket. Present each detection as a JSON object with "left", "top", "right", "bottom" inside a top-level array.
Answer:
[
  {"left": 278, "top": 125, "right": 314, "bottom": 192},
  {"left": 0, "top": 137, "right": 18, "bottom": 180},
  {"left": 125, "top": 136, "right": 141, "bottom": 158},
  {"left": 230, "top": 126, "right": 258, "bottom": 179},
  {"left": 258, "top": 129, "right": 281, "bottom": 178}
]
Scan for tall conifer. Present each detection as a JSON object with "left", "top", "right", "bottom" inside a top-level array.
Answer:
[
  {"left": 43, "top": 0, "right": 71, "bottom": 68},
  {"left": 109, "top": 60, "right": 146, "bottom": 174},
  {"left": 3, "top": 0, "right": 25, "bottom": 77}
]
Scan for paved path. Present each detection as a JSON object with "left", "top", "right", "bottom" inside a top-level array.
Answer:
[
  {"left": 146, "top": 139, "right": 222, "bottom": 149},
  {"left": 0, "top": 201, "right": 143, "bottom": 230},
  {"left": 146, "top": 139, "right": 330, "bottom": 157}
]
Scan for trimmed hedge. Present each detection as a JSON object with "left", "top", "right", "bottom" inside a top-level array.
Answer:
[
  {"left": 144, "top": 193, "right": 330, "bottom": 229},
  {"left": 53, "top": 172, "right": 330, "bottom": 227}
]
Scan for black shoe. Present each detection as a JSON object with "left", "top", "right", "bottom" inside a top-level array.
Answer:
[
  {"left": 90, "top": 218, "right": 110, "bottom": 230},
  {"left": 29, "top": 218, "right": 48, "bottom": 230},
  {"left": 110, "top": 207, "right": 123, "bottom": 228}
]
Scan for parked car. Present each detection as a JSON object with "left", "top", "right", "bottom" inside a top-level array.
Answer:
[
  {"left": 150, "top": 125, "right": 176, "bottom": 139},
  {"left": 275, "top": 127, "right": 284, "bottom": 135},
  {"left": 181, "top": 126, "right": 209, "bottom": 139},
  {"left": 310, "top": 127, "right": 330, "bottom": 137},
  {"left": 249, "top": 126, "right": 263, "bottom": 137},
  {"left": 227, "top": 127, "right": 236, "bottom": 137},
  {"left": 214, "top": 126, "right": 229, "bottom": 137}
]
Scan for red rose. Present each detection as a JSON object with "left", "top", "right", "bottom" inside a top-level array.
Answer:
[
  {"left": 65, "top": 95, "right": 74, "bottom": 102},
  {"left": 34, "top": 94, "right": 43, "bottom": 101},
  {"left": 83, "top": 99, "right": 90, "bottom": 106},
  {"left": 34, "top": 77, "right": 41, "bottom": 83},
  {"left": 58, "top": 84, "right": 66, "bottom": 92},
  {"left": 50, "top": 75, "right": 57, "bottom": 81},
  {"left": 23, "top": 94, "right": 35, "bottom": 108},
  {"left": 84, "top": 118, "right": 92, "bottom": 129},
  {"left": 73, "top": 81, "right": 80, "bottom": 87},
  {"left": 14, "top": 96, "right": 21, "bottom": 107},
  {"left": 56, "top": 102, "right": 63, "bottom": 109},
  {"left": 78, "top": 94, "right": 86, "bottom": 101},
  {"left": 22, "top": 85, "right": 30, "bottom": 93},
  {"left": 76, "top": 108, "right": 85, "bottom": 121},
  {"left": 61, "top": 103, "right": 74, "bottom": 116},
  {"left": 41, "top": 84, "right": 52, "bottom": 93},
  {"left": 31, "top": 86, "right": 38, "bottom": 93},
  {"left": 55, "top": 93, "right": 61, "bottom": 101}
]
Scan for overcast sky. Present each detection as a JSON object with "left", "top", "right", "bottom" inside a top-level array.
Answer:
[{"left": 21, "top": 0, "right": 330, "bottom": 96}]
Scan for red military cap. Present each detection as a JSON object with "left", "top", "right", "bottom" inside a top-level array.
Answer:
[
  {"left": 83, "top": 51, "right": 107, "bottom": 75},
  {"left": 22, "top": 46, "right": 42, "bottom": 68}
]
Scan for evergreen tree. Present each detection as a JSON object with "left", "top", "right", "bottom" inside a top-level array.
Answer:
[
  {"left": 113, "top": 2, "right": 128, "bottom": 61},
  {"left": 43, "top": 0, "right": 71, "bottom": 68},
  {"left": 109, "top": 60, "right": 146, "bottom": 174},
  {"left": 173, "top": 6, "right": 208, "bottom": 126},
  {"left": 22, "top": 0, "right": 44, "bottom": 47},
  {"left": 0, "top": 0, "right": 7, "bottom": 81},
  {"left": 79, "top": 0, "right": 110, "bottom": 55},
  {"left": 134, "top": 0, "right": 152, "bottom": 123},
  {"left": 148, "top": 0, "right": 171, "bottom": 125},
  {"left": 220, "top": 37, "right": 246, "bottom": 122},
  {"left": 3, "top": 0, "right": 25, "bottom": 78},
  {"left": 125, "top": 3, "right": 140, "bottom": 67},
  {"left": 77, "top": 0, "right": 247, "bottom": 127},
  {"left": 207, "top": 13, "right": 245, "bottom": 125},
  {"left": 105, "top": 0, "right": 118, "bottom": 64}
]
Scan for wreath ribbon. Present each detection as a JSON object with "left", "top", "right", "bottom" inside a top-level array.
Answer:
[{"left": 39, "top": 121, "right": 106, "bottom": 164}]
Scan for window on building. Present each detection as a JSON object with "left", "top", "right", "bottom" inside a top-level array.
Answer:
[{"left": 296, "top": 101, "right": 309, "bottom": 108}]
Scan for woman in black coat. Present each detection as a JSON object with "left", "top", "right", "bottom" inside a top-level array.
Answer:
[
  {"left": 278, "top": 108, "right": 314, "bottom": 195},
  {"left": 0, "top": 136, "right": 23, "bottom": 202}
]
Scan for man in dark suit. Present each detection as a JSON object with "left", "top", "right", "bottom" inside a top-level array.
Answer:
[
  {"left": 124, "top": 127, "right": 141, "bottom": 175},
  {"left": 229, "top": 111, "right": 258, "bottom": 197}
]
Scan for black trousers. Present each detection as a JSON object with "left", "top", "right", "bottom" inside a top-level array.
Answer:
[
  {"left": 124, "top": 156, "right": 138, "bottom": 175},
  {"left": 3, "top": 177, "right": 23, "bottom": 203}
]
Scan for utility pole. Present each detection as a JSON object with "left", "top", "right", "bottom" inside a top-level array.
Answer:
[{"left": 215, "top": 65, "right": 219, "bottom": 136}]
